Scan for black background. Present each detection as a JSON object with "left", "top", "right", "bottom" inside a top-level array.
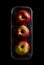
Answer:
[{"left": 0, "top": 0, "right": 44, "bottom": 64}]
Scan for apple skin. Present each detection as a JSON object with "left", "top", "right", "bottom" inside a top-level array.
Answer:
[
  {"left": 16, "top": 25, "right": 30, "bottom": 38},
  {"left": 15, "top": 41, "right": 30, "bottom": 55},
  {"left": 16, "top": 10, "right": 31, "bottom": 24}
]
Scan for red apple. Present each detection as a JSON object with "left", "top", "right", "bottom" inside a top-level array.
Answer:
[
  {"left": 15, "top": 41, "right": 30, "bottom": 55},
  {"left": 16, "top": 10, "right": 31, "bottom": 24},
  {"left": 16, "top": 25, "right": 30, "bottom": 38}
]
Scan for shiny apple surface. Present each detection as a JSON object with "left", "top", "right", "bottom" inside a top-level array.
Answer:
[{"left": 15, "top": 41, "right": 30, "bottom": 55}]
